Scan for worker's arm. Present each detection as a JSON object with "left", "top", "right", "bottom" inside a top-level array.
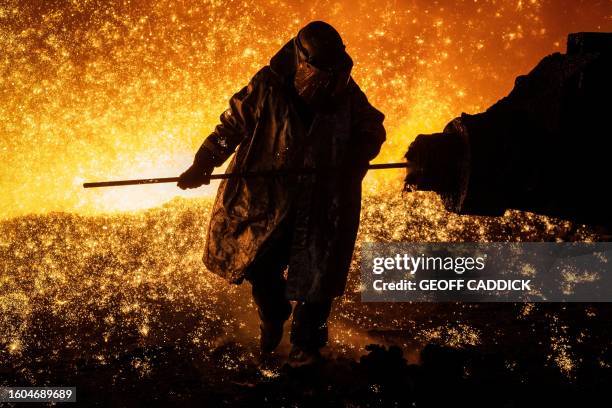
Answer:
[
  {"left": 178, "top": 70, "right": 266, "bottom": 189},
  {"left": 346, "top": 81, "right": 386, "bottom": 175}
]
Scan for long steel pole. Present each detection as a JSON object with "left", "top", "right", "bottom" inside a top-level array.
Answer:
[{"left": 82, "top": 162, "right": 409, "bottom": 188}]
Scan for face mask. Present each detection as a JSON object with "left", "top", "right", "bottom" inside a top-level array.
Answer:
[{"left": 293, "top": 38, "right": 352, "bottom": 107}]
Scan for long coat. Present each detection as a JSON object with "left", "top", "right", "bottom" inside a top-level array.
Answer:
[{"left": 201, "top": 39, "right": 386, "bottom": 302}]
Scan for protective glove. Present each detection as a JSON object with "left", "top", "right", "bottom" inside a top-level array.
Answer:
[{"left": 177, "top": 147, "right": 216, "bottom": 190}]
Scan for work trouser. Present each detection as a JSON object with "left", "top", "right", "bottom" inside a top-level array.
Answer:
[{"left": 245, "top": 241, "right": 333, "bottom": 351}]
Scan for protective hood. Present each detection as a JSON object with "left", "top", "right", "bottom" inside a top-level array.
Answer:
[{"left": 269, "top": 38, "right": 353, "bottom": 108}]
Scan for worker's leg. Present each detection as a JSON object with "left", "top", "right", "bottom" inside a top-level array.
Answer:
[
  {"left": 290, "top": 299, "right": 333, "bottom": 352},
  {"left": 248, "top": 265, "right": 292, "bottom": 325},
  {"left": 245, "top": 246, "right": 292, "bottom": 352}
]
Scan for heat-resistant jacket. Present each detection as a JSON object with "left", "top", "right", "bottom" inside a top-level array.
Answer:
[{"left": 201, "top": 40, "right": 385, "bottom": 301}]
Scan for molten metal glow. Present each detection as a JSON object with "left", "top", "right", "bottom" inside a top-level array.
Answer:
[{"left": 1, "top": 0, "right": 609, "bottom": 217}]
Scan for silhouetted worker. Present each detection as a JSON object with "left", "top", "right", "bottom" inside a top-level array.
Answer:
[{"left": 178, "top": 21, "right": 385, "bottom": 366}]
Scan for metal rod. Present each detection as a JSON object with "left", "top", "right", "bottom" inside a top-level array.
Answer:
[{"left": 83, "top": 162, "right": 409, "bottom": 188}]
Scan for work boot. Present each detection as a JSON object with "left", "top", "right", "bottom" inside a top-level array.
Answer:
[
  {"left": 260, "top": 320, "right": 285, "bottom": 353},
  {"left": 287, "top": 345, "right": 322, "bottom": 368}
]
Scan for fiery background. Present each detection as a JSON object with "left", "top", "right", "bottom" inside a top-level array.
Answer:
[
  {"left": 1, "top": 0, "right": 610, "bottom": 217},
  {"left": 1, "top": 1, "right": 612, "bottom": 404}
]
